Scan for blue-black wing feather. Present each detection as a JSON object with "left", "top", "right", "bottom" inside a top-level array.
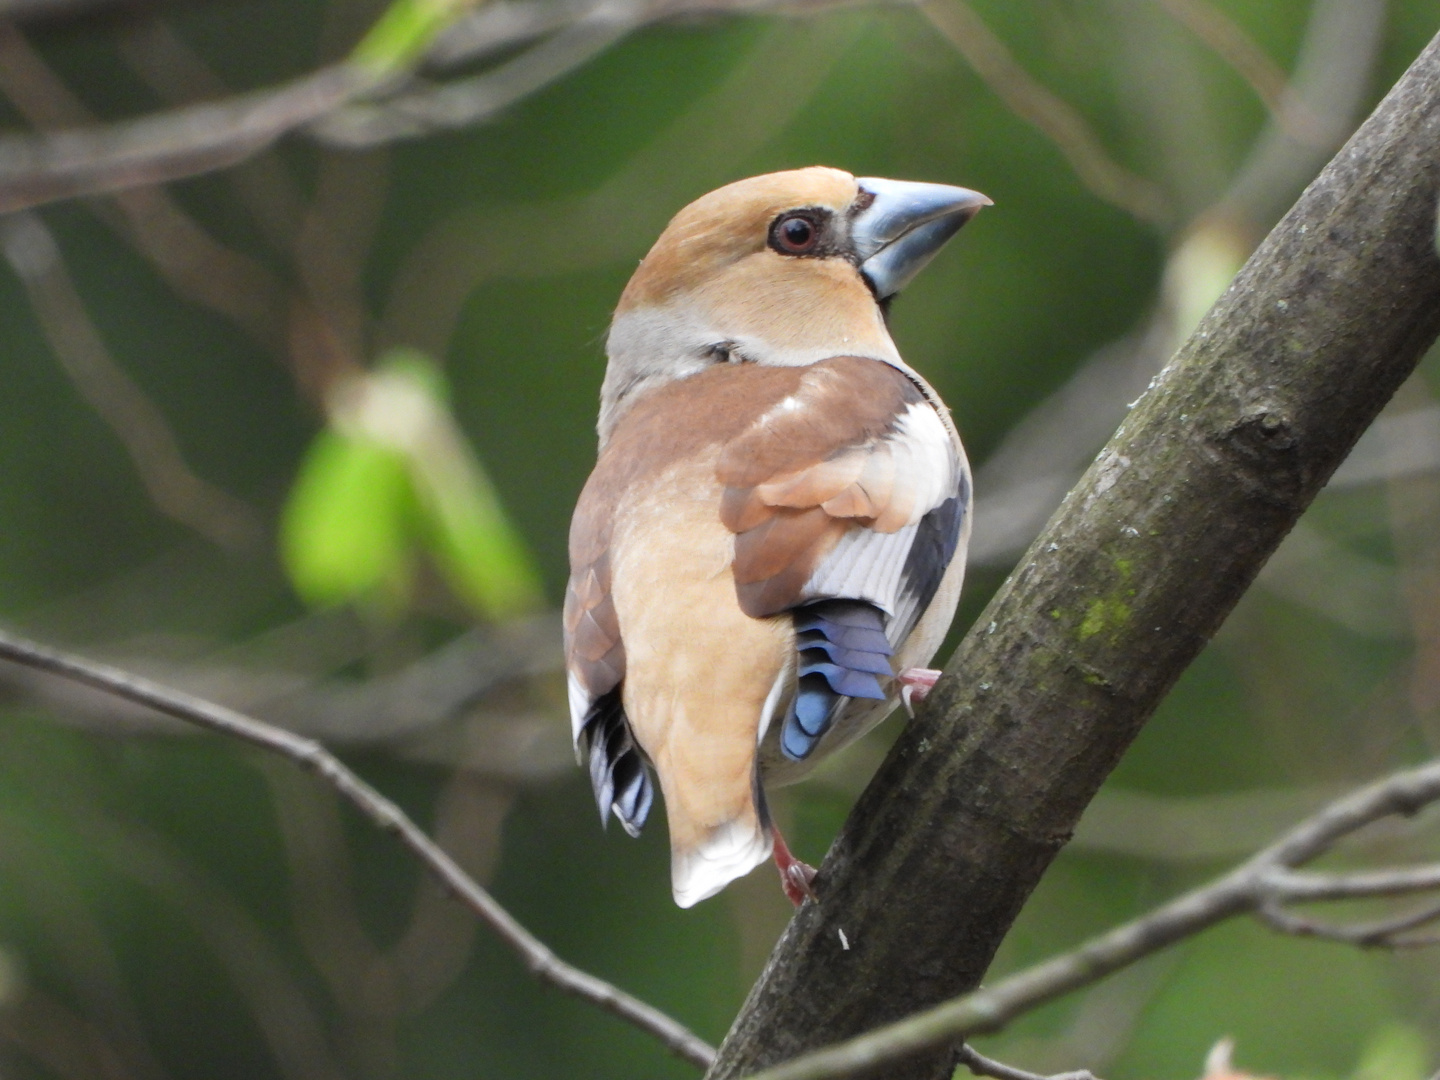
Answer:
[
  {"left": 780, "top": 479, "right": 968, "bottom": 763},
  {"left": 579, "top": 688, "right": 654, "bottom": 836},
  {"left": 782, "top": 601, "right": 892, "bottom": 760}
]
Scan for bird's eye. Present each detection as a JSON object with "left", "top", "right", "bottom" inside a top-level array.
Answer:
[{"left": 772, "top": 213, "right": 820, "bottom": 255}]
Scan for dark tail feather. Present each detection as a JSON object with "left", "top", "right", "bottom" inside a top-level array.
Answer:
[{"left": 579, "top": 688, "right": 654, "bottom": 836}]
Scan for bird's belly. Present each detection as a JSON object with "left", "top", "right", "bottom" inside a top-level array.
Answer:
[{"left": 608, "top": 460, "right": 793, "bottom": 850}]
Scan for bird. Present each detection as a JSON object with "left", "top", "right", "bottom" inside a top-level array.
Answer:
[{"left": 564, "top": 166, "right": 988, "bottom": 908}]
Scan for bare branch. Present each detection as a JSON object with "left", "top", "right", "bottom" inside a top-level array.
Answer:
[
  {"left": 0, "top": 22, "right": 287, "bottom": 344},
  {"left": 0, "top": 612, "right": 574, "bottom": 784},
  {"left": 315, "top": 0, "right": 871, "bottom": 146},
  {"left": 75, "top": 811, "right": 351, "bottom": 1080},
  {"left": 734, "top": 758, "right": 1440, "bottom": 1080},
  {"left": 426, "top": 0, "right": 881, "bottom": 68},
  {"left": 312, "top": 2, "right": 640, "bottom": 147},
  {"left": 955, "top": 1044, "right": 1097, "bottom": 1080},
  {"left": 0, "top": 63, "right": 369, "bottom": 213},
  {"left": 1256, "top": 895, "right": 1440, "bottom": 949},
  {"left": 918, "top": 0, "right": 1171, "bottom": 227},
  {"left": 0, "top": 211, "right": 262, "bottom": 551},
  {"left": 0, "top": 0, "right": 869, "bottom": 213},
  {"left": 428, "top": 0, "right": 627, "bottom": 65},
  {"left": 1264, "top": 864, "right": 1440, "bottom": 902},
  {"left": 0, "top": 627, "right": 717, "bottom": 1070},
  {"left": 114, "top": 18, "right": 308, "bottom": 254},
  {"left": 1149, "top": 0, "right": 1328, "bottom": 146},
  {"left": 1222, "top": 0, "right": 1386, "bottom": 226}
]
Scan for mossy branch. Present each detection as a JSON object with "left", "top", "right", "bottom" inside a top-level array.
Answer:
[{"left": 709, "top": 27, "right": 1440, "bottom": 1080}]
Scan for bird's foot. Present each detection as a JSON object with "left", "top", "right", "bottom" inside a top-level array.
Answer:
[
  {"left": 773, "top": 832, "right": 817, "bottom": 907},
  {"left": 897, "top": 667, "right": 942, "bottom": 716}
]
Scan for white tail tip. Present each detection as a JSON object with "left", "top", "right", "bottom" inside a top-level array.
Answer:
[{"left": 671, "top": 819, "right": 771, "bottom": 907}]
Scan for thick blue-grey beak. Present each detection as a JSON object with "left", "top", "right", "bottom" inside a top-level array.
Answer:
[{"left": 852, "top": 178, "right": 991, "bottom": 299}]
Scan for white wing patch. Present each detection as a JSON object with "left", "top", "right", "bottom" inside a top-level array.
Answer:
[
  {"left": 803, "top": 519, "right": 920, "bottom": 615},
  {"left": 795, "top": 401, "right": 963, "bottom": 645}
]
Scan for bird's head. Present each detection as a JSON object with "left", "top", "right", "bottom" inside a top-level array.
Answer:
[{"left": 598, "top": 166, "right": 990, "bottom": 440}]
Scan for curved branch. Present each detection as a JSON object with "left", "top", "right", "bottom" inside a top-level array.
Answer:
[
  {"left": 1149, "top": 0, "right": 1328, "bottom": 147},
  {"left": 0, "top": 211, "right": 262, "bottom": 550},
  {"left": 0, "top": 627, "right": 717, "bottom": 1070},
  {"left": 956, "top": 1044, "right": 1096, "bottom": 1080},
  {"left": 919, "top": 0, "right": 1172, "bottom": 226},
  {"left": 0, "top": 64, "right": 369, "bottom": 213},
  {"left": 0, "top": 0, "right": 868, "bottom": 212}
]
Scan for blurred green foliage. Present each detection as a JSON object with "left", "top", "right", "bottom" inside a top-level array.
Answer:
[
  {"left": 0, "top": 1, "right": 1438, "bottom": 1079},
  {"left": 352, "top": 0, "right": 479, "bottom": 72},
  {"left": 284, "top": 428, "right": 419, "bottom": 610},
  {"left": 282, "top": 349, "right": 543, "bottom": 618}
]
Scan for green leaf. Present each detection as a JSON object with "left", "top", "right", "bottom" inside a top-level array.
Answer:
[
  {"left": 280, "top": 429, "right": 416, "bottom": 609},
  {"left": 283, "top": 350, "right": 544, "bottom": 622},
  {"left": 350, "top": 0, "right": 480, "bottom": 75}
]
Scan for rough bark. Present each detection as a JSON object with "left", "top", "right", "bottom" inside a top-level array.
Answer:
[{"left": 709, "top": 29, "right": 1440, "bottom": 1080}]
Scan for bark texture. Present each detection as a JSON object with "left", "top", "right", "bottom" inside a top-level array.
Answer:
[{"left": 709, "top": 30, "right": 1440, "bottom": 1080}]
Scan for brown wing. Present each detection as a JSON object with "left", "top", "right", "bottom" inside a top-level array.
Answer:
[
  {"left": 565, "top": 361, "right": 813, "bottom": 725},
  {"left": 563, "top": 552, "right": 624, "bottom": 718},
  {"left": 716, "top": 356, "right": 950, "bottom": 619},
  {"left": 564, "top": 362, "right": 813, "bottom": 837}
]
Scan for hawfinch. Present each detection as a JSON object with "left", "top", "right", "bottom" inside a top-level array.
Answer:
[{"left": 564, "top": 167, "right": 987, "bottom": 907}]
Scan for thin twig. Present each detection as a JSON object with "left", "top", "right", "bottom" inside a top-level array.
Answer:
[
  {"left": 738, "top": 758, "right": 1440, "bottom": 1080},
  {"left": 955, "top": 1043, "right": 1097, "bottom": 1080},
  {"left": 76, "top": 810, "right": 352, "bottom": 1080},
  {"left": 428, "top": 0, "right": 624, "bottom": 66},
  {"left": 0, "top": 627, "right": 717, "bottom": 1070},
  {"left": 1256, "top": 895, "right": 1440, "bottom": 948},
  {"left": 0, "top": 614, "right": 570, "bottom": 768},
  {"left": 114, "top": 18, "right": 308, "bottom": 254},
  {"left": 312, "top": 0, "right": 642, "bottom": 146},
  {"left": 1263, "top": 864, "right": 1440, "bottom": 902},
  {"left": 0, "top": 22, "right": 286, "bottom": 345},
  {"left": 1149, "top": 0, "right": 1328, "bottom": 147},
  {"left": 0, "top": 211, "right": 262, "bottom": 551},
  {"left": 0, "top": 64, "right": 369, "bottom": 213},
  {"left": 918, "top": 0, "right": 1171, "bottom": 226}
]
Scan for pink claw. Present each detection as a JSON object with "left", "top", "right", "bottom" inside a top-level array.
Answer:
[
  {"left": 897, "top": 667, "right": 942, "bottom": 716},
  {"left": 772, "top": 831, "right": 818, "bottom": 907}
]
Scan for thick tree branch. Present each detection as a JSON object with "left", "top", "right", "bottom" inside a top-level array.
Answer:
[
  {"left": 710, "top": 27, "right": 1440, "bottom": 1080},
  {"left": 738, "top": 756, "right": 1440, "bottom": 1080},
  {"left": 0, "top": 627, "right": 717, "bottom": 1070}
]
